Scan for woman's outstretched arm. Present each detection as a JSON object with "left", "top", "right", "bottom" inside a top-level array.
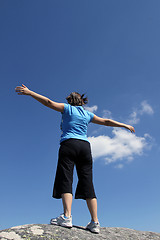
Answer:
[
  {"left": 15, "top": 84, "right": 64, "bottom": 112},
  {"left": 92, "top": 114, "right": 135, "bottom": 133}
]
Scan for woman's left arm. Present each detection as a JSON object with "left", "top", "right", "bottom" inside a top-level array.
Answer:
[
  {"left": 92, "top": 114, "right": 135, "bottom": 133},
  {"left": 15, "top": 84, "right": 64, "bottom": 112}
]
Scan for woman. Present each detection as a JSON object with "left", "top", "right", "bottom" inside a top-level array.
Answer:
[{"left": 15, "top": 84, "right": 135, "bottom": 234}]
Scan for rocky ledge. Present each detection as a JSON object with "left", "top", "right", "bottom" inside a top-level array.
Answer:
[{"left": 0, "top": 224, "right": 160, "bottom": 240}]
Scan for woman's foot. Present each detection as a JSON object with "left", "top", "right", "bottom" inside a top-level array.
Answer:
[
  {"left": 50, "top": 214, "right": 72, "bottom": 228},
  {"left": 86, "top": 220, "right": 100, "bottom": 234}
]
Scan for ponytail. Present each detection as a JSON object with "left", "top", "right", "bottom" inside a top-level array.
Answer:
[{"left": 66, "top": 92, "right": 88, "bottom": 106}]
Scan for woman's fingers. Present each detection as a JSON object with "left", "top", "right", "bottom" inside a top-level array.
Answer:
[
  {"left": 127, "top": 125, "right": 135, "bottom": 133},
  {"left": 15, "top": 87, "right": 24, "bottom": 91},
  {"left": 130, "top": 127, "right": 135, "bottom": 133},
  {"left": 15, "top": 86, "right": 24, "bottom": 94},
  {"left": 15, "top": 86, "right": 26, "bottom": 93},
  {"left": 15, "top": 84, "right": 30, "bottom": 95},
  {"left": 15, "top": 84, "right": 27, "bottom": 90},
  {"left": 15, "top": 86, "right": 23, "bottom": 89},
  {"left": 15, "top": 88, "right": 22, "bottom": 92}
]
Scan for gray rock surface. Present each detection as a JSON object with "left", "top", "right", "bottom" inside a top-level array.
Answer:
[{"left": 0, "top": 224, "right": 160, "bottom": 240}]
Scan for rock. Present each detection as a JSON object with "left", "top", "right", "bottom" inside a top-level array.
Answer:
[{"left": 0, "top": 224, "right": 160, "bottom": 240}]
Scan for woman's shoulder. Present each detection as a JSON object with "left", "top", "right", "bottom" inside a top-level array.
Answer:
[{"left": 63, "top": 103, "right": 78, "bottom": 115}]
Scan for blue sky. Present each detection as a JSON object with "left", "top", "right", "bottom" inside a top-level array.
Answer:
[{"left": 0, "top": 0, "right": 160, "bottom": 233}]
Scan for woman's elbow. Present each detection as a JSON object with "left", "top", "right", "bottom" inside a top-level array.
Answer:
[{"left": 104, "top": 119, "right": 112, "bottom": 126}]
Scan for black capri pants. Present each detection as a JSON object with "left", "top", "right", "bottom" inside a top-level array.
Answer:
[{"left": 52, "top": 138, "right": 96, "bottom": 200}]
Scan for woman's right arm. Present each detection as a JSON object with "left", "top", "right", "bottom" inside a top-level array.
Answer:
[
  {"left": 15, "top": 84, "right": 64, "bottom": 112},
  {"left": 92, "top": 114, "right": 135, "bottom": 133}
]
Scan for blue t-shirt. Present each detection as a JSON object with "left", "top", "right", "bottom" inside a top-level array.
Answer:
[{"left": 60, "top": 104, "right": 94, "bottom": 143}]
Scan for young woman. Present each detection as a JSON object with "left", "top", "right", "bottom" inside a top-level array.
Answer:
[{"left": 15, "top": 84, "right": 135, "bottom": 234}]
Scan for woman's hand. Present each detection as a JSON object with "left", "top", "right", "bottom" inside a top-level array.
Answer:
[
  {"left": 15, "top": 84, "right": 31, "bottom": 95},
  {"left": 125, "top": 125, "right": 135, "bottom": 133}
]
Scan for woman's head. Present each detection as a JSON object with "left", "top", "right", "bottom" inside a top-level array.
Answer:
[{"left": 66, "top": 92, "right": 88, "bottom": 106}]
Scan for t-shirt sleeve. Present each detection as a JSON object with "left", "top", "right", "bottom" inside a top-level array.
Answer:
[
  {"left": 88, "top": 111, "right": 94, "bottom": 123},
  {"left": 62, "top": 103, "right": 69, "bottom": 115}
]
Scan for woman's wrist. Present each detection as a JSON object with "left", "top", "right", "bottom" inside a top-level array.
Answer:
[
  {"left": 123, "top": 124, "right": 129, "bottom": 129},
  {"left": 29, "top": 90, "right": 34, "bottom": 96}
]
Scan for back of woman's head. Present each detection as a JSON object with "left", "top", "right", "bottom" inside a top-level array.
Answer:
[{"left": 66, "top": 92, "right": 88, "bottom": 106}]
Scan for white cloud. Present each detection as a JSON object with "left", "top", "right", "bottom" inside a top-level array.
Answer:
[
  {"left": 102, "top": 109, "right": 112, "bottom": 119},
  {"left": 84, "top": 105, "right": 98, "bottom": 113},
  {"left": 88, "top": 100, "right": 154, "bottom": 168},
  {"left": 128, "top": 111, "right": 140, "bottom": 124},
  {"left": 88, "top": 128, "right": 150, "bottom": 167},
  {"left": 140, "top": 100, "right": 154, "bottom": 115},
  {"left": 115, "top": 164, "right": 124, "bottom": 169},
  {"left": 128, "top": 100, "right": 154, "bottom": 125}
]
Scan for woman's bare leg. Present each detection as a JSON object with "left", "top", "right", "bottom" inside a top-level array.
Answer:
[
  {"left": 61, "top": 193, "right": 72, "bottom": 217},
  {"left": 86, "top": 198, "right": 98, "bottom": 222}
]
